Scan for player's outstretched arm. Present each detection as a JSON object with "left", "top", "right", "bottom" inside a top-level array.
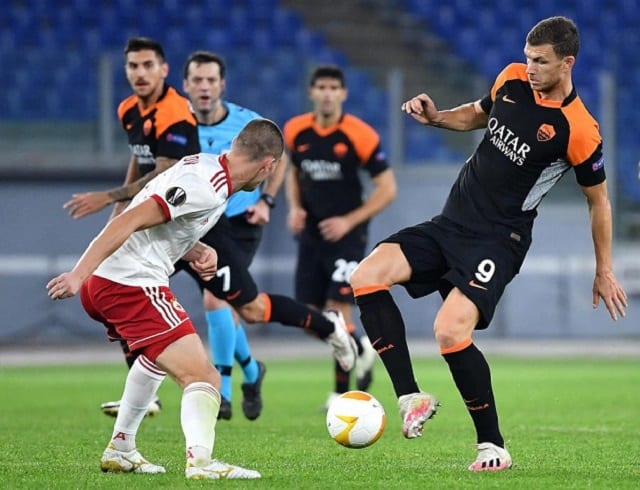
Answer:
[
  {"left": 47, "top": 198, "right": 166, "bottom": 300},
  {"left": 401, "top": 93, "right": 487, "bottom": 131},
  {"left": 581, "top": 182, "right": 628, "bottom": 320}
]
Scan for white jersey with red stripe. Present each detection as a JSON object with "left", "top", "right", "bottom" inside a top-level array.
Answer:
[{"left": 94, "top": 152, "right": 231, "bottom": 287}]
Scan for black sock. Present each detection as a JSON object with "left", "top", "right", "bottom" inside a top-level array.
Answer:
[
  {"left": 442, "top": 343, "right": 504, "bottom": 447},
  {"left": 352, "top": 332, "right": 364, "bottom": 356},
  {"left": 355, "top": 289, "right": 419, "bottom": 397},
  {"left": 334, "top": 360, "right": 350, "bottom": 393},
  {"left": 267, "top": 294, "right": 333, "bottom": 338}
]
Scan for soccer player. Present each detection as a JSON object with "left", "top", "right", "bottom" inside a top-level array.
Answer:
[
  {"left": 175, "top": 50, "right": 283, "bottom": 421},
  {"left": 63, "top": 37, "right": 200, "bottom": 416},
  {"left": 46, "top": 119, "right": 285, "bottom": 480},
  {"left": 349, "top": 16, "right": 627, "bottom": 471},
  {"left": 284, "top": 65, "right": 397, "bottom": 408}
]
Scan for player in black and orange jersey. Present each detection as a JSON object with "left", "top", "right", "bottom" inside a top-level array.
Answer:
[
  {"left": 349, "top": 17, "right": 627, "bottom": 472},
  {"left": 64, "top": 37, "right": 200, "bottom": 219},
  {"left": 283, "top": 65, "right": 397, "bottom": 409},
  {"left": 63, "top": 37, "right": 200, "bottom": 417}
]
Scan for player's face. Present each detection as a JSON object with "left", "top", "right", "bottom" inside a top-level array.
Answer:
[
  {"left": 524, "top": 43, "right": 574, "bottom": 95},
  {"left": 183, "top": 62, "right": 225, "bottom": 116},
  {"left": 309, "top": 78, "right": 347, "bottom": 118},
  {"left": 125, "top": 50, "right": 168, "bottom": 100}
]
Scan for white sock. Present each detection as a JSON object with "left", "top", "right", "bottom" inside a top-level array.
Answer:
[
  {"left": 181, "top": 382, "right": 221, "bottom": 466},
  {"left": 110, "top": 355, "right": 166, "bottom": 452}
]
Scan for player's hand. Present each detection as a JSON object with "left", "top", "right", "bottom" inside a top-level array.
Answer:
[
  {"left": 46, "top": 272, "right": 82, "bottom": 300},
  {"left": 318, "top": 216, "right": 351, "bottom": 243},
  {"left": 190, "top": 246, "right": 218, "bottom": 281},
  {"left": 64, "top": 191, "right": 113, "bottom": 219},
  {"left": 245, "top": 200, "right": 270, "bottom": 225},
  {"left": 288, "top": 207, "right": 306, "bottom": 235},
  {"left": 401, "top": 93, "right": 441, "bottom": 126},
  {"left": 592, "top": 270, "right": 628, "bottom": 321}
]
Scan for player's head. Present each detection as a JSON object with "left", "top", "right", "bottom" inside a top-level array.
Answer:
[
  {"left": 524, "top": 17, "right": 578, "bottom": 94},
  {"left": 231, "top": 119, "right": 284, "bottom": 191},
  {"left": 124, "top": 37, "right": 168, "bottom": 100},
  {"left": 526, "top": 16, "right": 579, "bottom": 58},
  {"left": 182, "top": 51, "right": 226, "bottom": 119},
  {"left": 308, "top": 65, "right": 347, "bottom": 119}
]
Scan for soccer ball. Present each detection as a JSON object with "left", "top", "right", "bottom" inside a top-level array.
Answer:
[{"left": 326, "top": 391, "right": 386, "bottom": 448}]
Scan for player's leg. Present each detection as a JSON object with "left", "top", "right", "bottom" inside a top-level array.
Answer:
[
  {"left": 436, "top": 231, "right": 525, "bottom": 471},
  {"left": 192, "top": 218, "right": 241, "bottom": 419},
  {"left": 290, "top": 240, "right": 356, "bottom": 393},
  {"left": 234, "top": 322, "right": 266, "bottom": 420},
  {"left": 154, "top": 332, "right": 260, "bottom": 479},
  {"left": 100, "top": 353, "right": 167, "bottom": 474},
  {"left": 227, "top": 216, "right": 265, "bottom": 420},
  {"left": 202, "top": 290, "right": 236, "bottom": 420},
  {"left": 350, "top": 224, "right": 446, "bottom": 439},
  {"left": 235, "top": 292, "right": 357, "bottom": 372},
  {"left": 82, "top": 277, "right": 175, "bottom": 474}
]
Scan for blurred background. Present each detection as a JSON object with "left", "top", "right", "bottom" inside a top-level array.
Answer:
[{"left": 1, "top": 0, "right": 638, "bottom": 347}]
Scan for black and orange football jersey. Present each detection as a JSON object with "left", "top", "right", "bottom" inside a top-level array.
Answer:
[
  {"left": 117, "top": 84, "right": 200, "bottom": 176},
  {"left": 441, "top": 63, "right": 605, "bottom": 239},
  {"left": 283, "top": 112, "right": 389, "bottom": 238}
]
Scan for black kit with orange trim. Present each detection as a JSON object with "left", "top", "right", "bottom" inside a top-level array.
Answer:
[
  {"left": 442, "top": 62, "right": 605, "bottom": 240},
  {"left": 118, "top": 84, "right": 200, "bottom": 176}
]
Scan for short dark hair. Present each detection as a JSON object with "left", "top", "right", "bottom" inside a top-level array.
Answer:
[
  {"left": 236, "top": 119, "right": 284, "bottom": 163},
  {"left": 309, "top": 64, "right": 345, "bottom": 87},
  {"left": 183, "top": 50, "right": 226, "bottom": 80},
  {"left": 124, "top": 37, "right": 166, "bottom": 61},
  {"left": 526, "top": 16, "right": 579, "bottom": 58}
]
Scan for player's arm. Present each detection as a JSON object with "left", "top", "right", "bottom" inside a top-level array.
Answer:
[
  {"left": 318, "top": 168, "right": 397, "bottom": 243},
  {"left": 402, "top": 93, "right": 488, "bottom": 131},
  {"left": 64, "top": 155, "right": 179, "bottom": 220},
  {"left": 580, "top": 181, "right": 627, "bottom": 320},
  {"left": 245, "top": 152, "right": 288, "bottom": 225},
  {"left": 285, "top": 160, "right": 306, "bottom": 235},
  {"left": 47, "top": 198, "right": 167, "bottom": 299}
]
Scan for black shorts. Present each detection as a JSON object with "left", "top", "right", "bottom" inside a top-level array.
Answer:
[
  {"left": 383, "top": 215, "right": 530, "bottom": 329},
  {"left": 294, "top": 231, "right": 367, "bottom": 307},
  {"left": 173, "top": 214, "right": 263, "bottom": 307}
]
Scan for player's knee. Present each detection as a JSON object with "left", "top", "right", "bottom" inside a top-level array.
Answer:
[
  {"left": 176, "top": 362, "right": 220, "bottom": 391},
  {"left": 433, "top": 310, "right": 474, "bottom": 349},
  {"left": 349, "top": 260, "right": 375, "bottom": 289},
  {"left": 202, "top": 289, "right": 224, "bottom": 310},
  {"left": 236, "top": 298, "right": 264, "bottom": 324}
]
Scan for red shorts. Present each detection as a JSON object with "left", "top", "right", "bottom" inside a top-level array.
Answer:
[{"left": 80, "top": 275, "right": 197, "bottom": 362}]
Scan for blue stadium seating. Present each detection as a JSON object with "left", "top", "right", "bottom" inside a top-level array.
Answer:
[{"left": 2, "top": 0, "right": 636, "bottom": 182}]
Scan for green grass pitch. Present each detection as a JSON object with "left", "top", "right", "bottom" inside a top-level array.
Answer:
[{"left": 1, "top": 356, "right": 638, "bottom": 488}]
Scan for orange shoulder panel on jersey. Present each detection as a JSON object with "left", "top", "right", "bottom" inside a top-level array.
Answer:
[
  {"left": 283, "top": 113, "right": 314, "bottom": 150},
  {"left": 154, "top": 87, "right": 197, "bottom": 137},
  {"left": 117, "top": 94, "right": 138, "bottom": 122},
  {"left": 339, "top": 114, "right": 380, "bottom": 163},
  {"left": 490, "top": 63, "right": 528, "bottom": 101},
  {"left": 561, "top": 97, "right": 602, "bottom": 165}
]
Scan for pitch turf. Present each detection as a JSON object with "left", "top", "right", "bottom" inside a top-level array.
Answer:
[{"left": 1, "top": 356, "right": 638, "bottom": 488}]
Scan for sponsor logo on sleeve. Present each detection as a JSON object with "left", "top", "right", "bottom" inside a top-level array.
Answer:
[
  {"left": 592, "top": 157, "right": 604, "bottom": 172},
  {"left": 165, "top": 187, "right": 187, "bottom": 206},
  {"left": 167, "top": 133, "right": 188, "bottom": 146}
]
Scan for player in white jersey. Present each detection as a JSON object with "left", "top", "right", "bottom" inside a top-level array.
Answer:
[{"left": 46, "top": 120, "right": 283, "bottom": 480}]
